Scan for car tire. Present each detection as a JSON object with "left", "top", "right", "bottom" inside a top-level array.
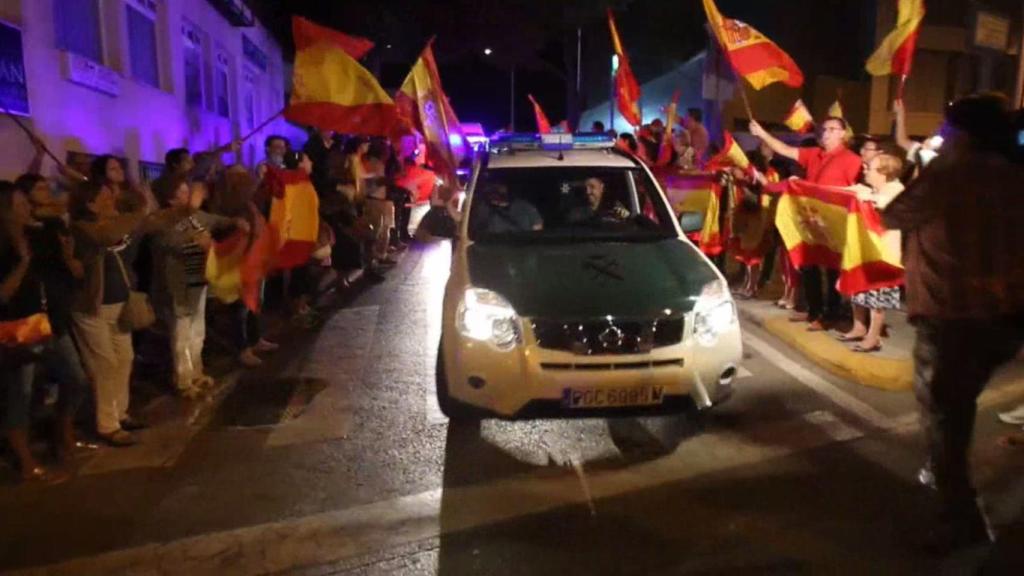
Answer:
[{"left": 436, "top": 344, "right": 482, "bottom": 423}]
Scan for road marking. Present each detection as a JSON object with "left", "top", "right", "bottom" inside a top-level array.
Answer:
[
  {"left": 737, "top": 366, "right": 754, "bottom": 379},
  {"left": 743, "top": 331, "right": 892, "bottom": 430}
]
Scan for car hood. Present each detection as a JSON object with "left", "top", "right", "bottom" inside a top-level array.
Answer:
[{"left": 466, "top": 239, "right": 719, "bottom": 319}]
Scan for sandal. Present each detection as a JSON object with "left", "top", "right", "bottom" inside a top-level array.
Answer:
[
  {"left": 835, "top": 333, "right": 865, "bottom": 342},
  {"left": 22, "top": 466, "right": 70, "bottom": 485},
  {"left": 852, "top": 343, "right": 883, "bottom": 353}
]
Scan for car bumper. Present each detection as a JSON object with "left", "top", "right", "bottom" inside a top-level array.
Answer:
[{"left": 441, "top": 319, "right": 742, "bottom": 418}]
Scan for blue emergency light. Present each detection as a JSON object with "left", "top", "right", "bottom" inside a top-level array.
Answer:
[{"left": 489, "top": 132, "right": 615, "bottom": 151}]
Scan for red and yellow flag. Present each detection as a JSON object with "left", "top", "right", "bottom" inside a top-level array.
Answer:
[
  {"left": 656, "top": 170, "right": 722, "bottom": 255},
  {"left": 284, "top": 17, "right": 398, "bottom": 136},
  {"left": 784, "top": 99, "right": 814, "bottom": 133},
  {"left": 266, "top": 168, "right": 320, "bottom": 270},
  {"left": 828, "top": 99, "right": 855, "bottom": 139},
  {"left": 607, "top": 9, "right": 642, "bottom": 127},
  {"left": 207, "top": 214, "right": 277, "bottom": 313},
  {"left": 775, "top": 180, "right": 903, "bottom": 295},
  {"left": 866, "top": 0, "right": 926, "bottom": 77},
  {"left": 656, "top": 91, "right": 681, "bottom": 166},
  {"left": 708, "top": 131, "right": 750, "bottom": 171},
  {"left": 397, "top": 41, "right": 462, "bottom": 183},
  {"left": 702, "top": 0, "right": 804, "bottom": 90},
  {"left": 527, "top": 94, "right": 552, "bottom": 134}
]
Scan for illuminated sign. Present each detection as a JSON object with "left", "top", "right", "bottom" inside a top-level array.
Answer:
[{"left": 0, "top": 19, "right": 29, "bottom": 116}]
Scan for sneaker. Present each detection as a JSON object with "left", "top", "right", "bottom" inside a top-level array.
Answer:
[
  {"left": 239, "top": 348, "right": 263, "bottom": 367},
  {"left": 997, "top": 403, "right": 1024, "bottom": 426},
  {"left": 97, "top": 429, "right": 136, "bottom": 447},
  {"left": 254, "top": 338, "right": 279, "bottom": 353}
]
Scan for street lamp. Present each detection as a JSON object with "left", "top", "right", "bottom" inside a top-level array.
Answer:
[
  {"left": 610, "top": 54, "right": 619, "bottom": 132},
  {"left": 484, "top": 47, "right": 493, "bottom": 56}
]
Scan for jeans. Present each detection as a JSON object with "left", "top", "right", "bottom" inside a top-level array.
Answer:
[
  {"left": 912, "top": 315, "right": 1024, "bottom": 519},
  {"left": 160, "top": 286, "right": 207, "bottom": 390},
  {"left": 233, "top": 301, "right": 262, "bottom": 350},
  {"left": 1, "top": 333, "right": 88, "bottom": 431}
]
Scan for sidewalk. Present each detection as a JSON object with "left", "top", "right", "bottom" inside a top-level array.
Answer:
[{"left": 737, "top": 298, "right": 914, "bottom": 391}]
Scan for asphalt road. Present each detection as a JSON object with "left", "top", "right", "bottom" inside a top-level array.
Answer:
[{"left": 2, "top": 241, "right": 1023, "bottom": 575}]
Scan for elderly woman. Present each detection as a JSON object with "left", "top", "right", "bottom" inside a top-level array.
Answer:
[{"left": 836, "top": 153, "right": 905, "bottom": 352}]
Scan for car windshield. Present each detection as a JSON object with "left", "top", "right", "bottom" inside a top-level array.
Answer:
[{"left": 467, "top": 166, "right": 677, "bottom": 244}]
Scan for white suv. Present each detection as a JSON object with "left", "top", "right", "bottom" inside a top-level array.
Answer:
[{"left": 437, "top": 133, "right": 742, "bottom": 419}]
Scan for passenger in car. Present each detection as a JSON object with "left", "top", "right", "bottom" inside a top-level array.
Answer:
[{"left": 472, "top": 183, "right": 543, "bottom": 234}]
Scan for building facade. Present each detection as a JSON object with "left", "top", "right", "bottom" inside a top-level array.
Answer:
[{"left": 0, "top": 0, "right": 302, "bottom": 182}]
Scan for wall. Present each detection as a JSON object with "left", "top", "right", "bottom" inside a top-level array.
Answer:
[{"left": 0, "top": 0, "right": 298, "bottom": 181}]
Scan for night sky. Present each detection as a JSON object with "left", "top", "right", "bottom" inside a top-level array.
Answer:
[{"left": 251, "top": 0, "right": 876, "bottom": 133}]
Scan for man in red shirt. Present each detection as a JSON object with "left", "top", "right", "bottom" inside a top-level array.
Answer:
[{"left": 749, "top": 117, "right": 862, "bottom": 329}]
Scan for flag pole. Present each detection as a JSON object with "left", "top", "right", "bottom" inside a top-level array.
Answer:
[
  {"left": 896, "top": 74, "right": 908, "bottom": 101},
  {"left": 738, "top": 82, "right": 754, "bottom": 121},
  {"left": 2, "top": 105, "right": 66, "bottom": 168}
]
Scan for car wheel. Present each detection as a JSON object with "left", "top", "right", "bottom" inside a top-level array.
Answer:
[{"left": 435, "top": 344, "right": 482, "bottom": 423}]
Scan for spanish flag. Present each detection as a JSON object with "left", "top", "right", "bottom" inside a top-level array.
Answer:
[
  {"left": 866, "top": 0, "right": 926, "bottom": 77},
  {"left": 702, "top": 0, "right": 804, "bottom": 90},
  {"left": 775, "top": 180, "right": 903, "bottom": 295},
  {"left": 207, "top": 212, "right": 277, "bottom": 313},
  {"left": 608, "top": 9, "right": 642, "bottom": 127},
  {"left": 709, "top": 131, "right": 751, "bottom": 171},
  {"left": 784, "top": 99, "right": 814, "bottom": 133},
  {"left": 657, "top": 170, "right": 722, "bottom": 255},
  {"left": 266, "top": 168, "right": 319, "bottom": 270},
  {"left": 656, "top": 91, "right": 681, "bottom": 166},
  {"left": 397, "top": 41, "right": 462, "bottom": 183},
  {"left": 527, "top": 94, "right": 552, "bottom": 134},
  {"left": 284, "top": 17, "right": 398, "bottom": 136}
]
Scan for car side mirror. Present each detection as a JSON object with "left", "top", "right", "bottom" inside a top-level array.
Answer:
[{"left": 678, "top": 211, "right": 704, "bottom": 234}]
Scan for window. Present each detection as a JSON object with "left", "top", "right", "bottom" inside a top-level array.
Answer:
[
  {"left": 215, "top": 51, "right": 231, "bottom": 118},
  {"left": 243, "top": 69, "right": 258, "bottom": 130},
  {"left": 182, "top": 20, "right": 205, "bottom": 108},
  {"left": 55, "top": 0, "right": 103, "bottom": 63},
  {"left": 126, "top": 0, "right": 160, "bottom": 87}
]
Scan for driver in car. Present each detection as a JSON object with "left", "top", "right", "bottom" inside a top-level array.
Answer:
[
  {"left": 473, "top": 182, "right": 544, "bottom": 234},
  {"left": 567, "top": 177, "right": 631, "bottom": 224}
]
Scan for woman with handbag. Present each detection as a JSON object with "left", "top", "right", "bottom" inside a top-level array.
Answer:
[
  {"left": 1, "top": 182, "right": 82, "bottom": 483},
  {"left": 68, "top": 181, "right": 182, "bottom": 446}
]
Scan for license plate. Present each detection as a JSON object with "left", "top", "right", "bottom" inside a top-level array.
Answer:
[{"left": 561, "top": 386, "right": 665, "bottom": 409}]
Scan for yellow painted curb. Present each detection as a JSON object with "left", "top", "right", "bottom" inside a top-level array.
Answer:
[{"left": 759, "top": 316, "right": 913, "bottom": 392}]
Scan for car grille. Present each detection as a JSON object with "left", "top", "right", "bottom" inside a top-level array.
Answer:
[{"left": 530, "top": 317, "right": 685, "bottom": 356}]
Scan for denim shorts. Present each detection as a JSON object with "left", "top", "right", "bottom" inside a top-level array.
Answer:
[{"left": 1, "top": 333, "right": 88, "bottom": 431}]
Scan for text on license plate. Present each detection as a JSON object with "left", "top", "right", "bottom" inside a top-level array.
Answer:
[{"left": 561, "top": 386, "right": 665, "bottom": 409}]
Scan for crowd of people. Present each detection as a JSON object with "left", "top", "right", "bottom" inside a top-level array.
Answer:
[{"left": 1, "top": 127, "right": 438, "bottom": 483}]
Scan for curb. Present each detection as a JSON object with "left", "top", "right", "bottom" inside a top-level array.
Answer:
[{"left": 739, "top": 306, "right": 913, "bottom": 392}]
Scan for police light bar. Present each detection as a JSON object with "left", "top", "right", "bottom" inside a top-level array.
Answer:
[{"left": 490, "top": 132, "right": 615, "bottom": 151}]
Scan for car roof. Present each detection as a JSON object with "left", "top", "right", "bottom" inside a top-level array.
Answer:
[{"left": 485, "top": 148, "right": 641, "bottom": 170}]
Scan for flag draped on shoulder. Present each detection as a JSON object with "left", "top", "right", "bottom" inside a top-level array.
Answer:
[
  {"left": 784, "top": 99, "right": 814, "bottom": 133},
  {"left": 285, "top": 17, "right": 398, "bottom": 136},
  {"left": 702, "top": 0, "right": 804, "bottom": 90},
  {"left": 607, "top": 9, "right": 642, "bottom": 127},
  {"left": 397, "top": 41, "right": 462, "bottom": 182},
  {"left": 266, "top": 168, "right": 320, "bottom": 270},
  {"left": 775, "top": 180, "right": 903, "bottom": 295},
  {"left": 527, "top": 94, "right": 552, "bottom": 134},
  {"left": 866, "top": 0, "right": 926, "bottom": 77}
]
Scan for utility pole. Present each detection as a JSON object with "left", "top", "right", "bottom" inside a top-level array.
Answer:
[
  {"left": 510, "top": 67, "right": 516, "bottom": 132},
  {"left": 609, "top": 54, "right": 618, "bottom": 132}
]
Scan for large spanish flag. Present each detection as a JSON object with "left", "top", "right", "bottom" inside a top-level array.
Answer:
[
  {"left": 784, "top": 99, "right": 814, "bottom": 133},
  {"left": 775, "top": 180, "right": 903, "bottom": 295},
  {"left": 206, "top": 214, "right": 277, "bottom": 312},
  {"left": 608, "top": 9, "right": 642, "bottom": 127},
  {"left": 866, "top": 0, "right": 926, "bottom": 77},
  {"left": 702, "top": 0, "right": 804, "bottom": 90},
  {"left": 266, "top": 168, "right": 320, "bottom": 270},
  {"left": 284, "top": 17, "right": 398, "bottom": 136},
  {"left": 397, "top": 41, "right": 462, "bottom": 183},
  {"left": 527, "top": 94, "right": 552, "bottom": 134}
]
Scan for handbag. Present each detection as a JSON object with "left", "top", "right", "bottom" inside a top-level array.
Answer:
[
  {"left": 113, "top": 251, "right": 155, "bottom": 332},
  {"left": 0, "top": 283, "right": 53, "bottom": 355}
]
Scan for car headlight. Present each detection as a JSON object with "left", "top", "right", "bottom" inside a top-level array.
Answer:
[
  {"left": 693, "top": 279, "right": 737, "bottom": 347},
  {"left": 456, "top": 287, "right": 521, "bottom": 350}
]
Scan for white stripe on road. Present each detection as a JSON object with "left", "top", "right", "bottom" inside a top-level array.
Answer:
[
  {"left": 737, "top": 366, "right": 754, "bottom": 379},
  {"left": 743, "top": 331, "right": 892, "bottom": 430}
]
